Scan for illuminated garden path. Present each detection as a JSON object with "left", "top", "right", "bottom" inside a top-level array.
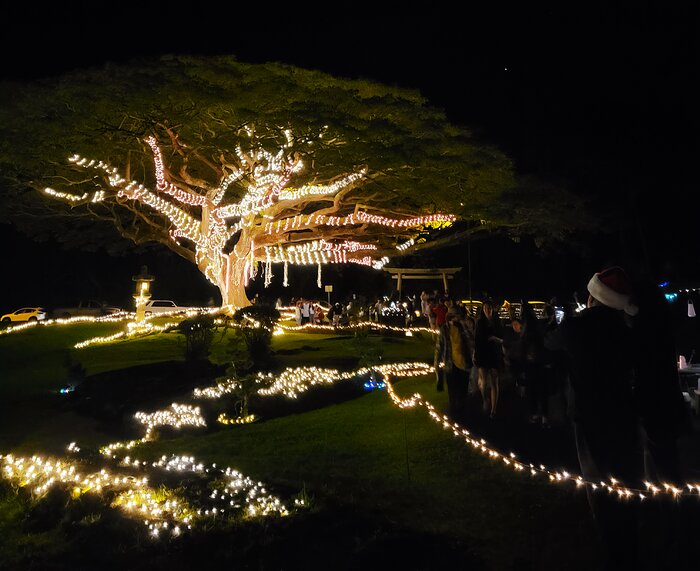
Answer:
[{"left": 2, "top": 316, "right": 698, "bottom": 543}]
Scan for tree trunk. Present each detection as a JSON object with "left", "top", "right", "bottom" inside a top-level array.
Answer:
[
  {"left": 223, "top": 258, "right": 251, "bottom": 308},
  {"left": 194, "top": 241, "right": 251, "bottom": 309},
  {"left": 197, "top": 205, "right": 253, "bottom": 310}
]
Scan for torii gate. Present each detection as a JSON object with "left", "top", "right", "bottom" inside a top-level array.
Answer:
[{"left": 382, "top": 267, "right": 462, "bottom": 298}]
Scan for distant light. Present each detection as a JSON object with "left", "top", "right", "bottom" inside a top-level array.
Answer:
[
  {"left": 659, "top": 281, "right": 670, "bottom": 288},
  {"left": 665, "top": 293, "right": 678, "bottom": 302}
]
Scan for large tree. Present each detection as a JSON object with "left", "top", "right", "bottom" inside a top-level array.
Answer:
[{"left": 0, "top": 55, "right": 591, "bottom": 306}]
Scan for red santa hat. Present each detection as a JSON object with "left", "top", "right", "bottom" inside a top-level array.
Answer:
[{"left": 587, "top": 266, "right": 639, "bottom": 316}]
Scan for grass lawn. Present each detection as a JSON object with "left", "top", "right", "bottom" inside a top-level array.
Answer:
[{"left": 0, "top": 319, "right": 602, "bottom": 570}]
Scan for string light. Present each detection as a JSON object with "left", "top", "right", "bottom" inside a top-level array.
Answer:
[
  {"left": 0, "top": 311, "right": 134, "bottom": 338},
  {"left": 3, "top": 320, "right": 696, "bottom": 538},
  {"left": 0, "top": 452, "right": 290, "bottom": 538},
  {"left": 43, "top": 131, "right": 456, "bottom": 307},
  {"left": 380, "top": 373, "right": 700, "bottom": 501},
  {"left": 18, "top": 312, "right": 674, "bottom": 510},
  {"left": 218, "top": 413, "right": 258, "bottom": 425}
]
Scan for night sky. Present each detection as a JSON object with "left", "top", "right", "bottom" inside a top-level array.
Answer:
[{"left": 1, "top": 3, "right": 698, "bottom": 310}]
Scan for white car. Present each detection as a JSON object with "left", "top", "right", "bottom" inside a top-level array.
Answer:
[{"left": 143, "top": 299, "right": 191, "bottom": 315}]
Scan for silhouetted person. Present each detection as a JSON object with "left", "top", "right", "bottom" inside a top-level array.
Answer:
[
  {"left": 629, "top": 275, "right": 692, "bottom": 568},
  {"left": 474, "top": 300, "right": 504, "bottom": 418},
  {"left": 545, "top": 266, "right": 642, "bottom": 570},
  {"left": 520, "top": 302, "right": 550, "bottom": 426}
]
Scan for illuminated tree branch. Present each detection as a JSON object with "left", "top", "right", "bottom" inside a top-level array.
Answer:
[{"left": 42, "top": 130, "right": 455, "bottom": 307}]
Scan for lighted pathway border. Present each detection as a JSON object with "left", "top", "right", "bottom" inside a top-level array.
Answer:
[
  {"left": 99, "top": 359, "right": 700, "bottom": 502},
  {"left": 2, "top": 360, "right": 697, "bottom": 543}
]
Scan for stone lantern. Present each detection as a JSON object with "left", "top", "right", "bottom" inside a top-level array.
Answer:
[{"left": 132, "top": 265, "right": 155, "bottom": 323}]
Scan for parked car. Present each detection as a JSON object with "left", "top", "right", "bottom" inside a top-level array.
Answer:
[
  {"left": 1, "top": 307, "right": 47, "bottom": 323},
  {"left": 52, "top": 300, "right": 122, "bottom": 319},
  {"left": 143, "top": 299, "right": 191, "bottom": 315}
]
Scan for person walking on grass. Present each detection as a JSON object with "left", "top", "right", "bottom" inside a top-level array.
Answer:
[
  {"left": 436, "top": 304, "right": 475, "bottom": 419},
  {"left": 431, "top": 295, "right": 449, "bottom": 329},
  {"left": 421, "top": 290, "right": 436, "bottom": 330},
  {"left": 628, "top": 274, "right": 691, "bottom": 569},
  {"left": 474, "top": 299, "right": 504, "bottom": 418},
  {"left": 520, "top": 301, "right": 551, "bottom": 427}
]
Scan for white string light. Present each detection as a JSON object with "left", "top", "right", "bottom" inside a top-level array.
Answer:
[{"left": 43, "top": 130, "right": 455, "bottom": 308}]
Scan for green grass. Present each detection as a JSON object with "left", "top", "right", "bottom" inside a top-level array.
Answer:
[
  {"left": 0, "top": 321, "right": 185, "bottom": 401},
  {"left": 139, "top": 376, "right": 596, "bottom": 568},
  {"left": 0, "top": 320, "right": 601, "bottom": 570},
  {"left": 0, "top": 321, "right": 188, "bottom": 453}
]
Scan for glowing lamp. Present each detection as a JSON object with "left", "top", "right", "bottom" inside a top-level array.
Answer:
[
  {"left": 132, "top": 265, "right": 155, "bottom": 323},
  {"left": 133, "top": 265, "right": 154, "bottom": 297}
]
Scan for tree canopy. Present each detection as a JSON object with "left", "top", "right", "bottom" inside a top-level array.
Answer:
[{"left": 0, "top": 55, "right": 595, "bottom": 305}]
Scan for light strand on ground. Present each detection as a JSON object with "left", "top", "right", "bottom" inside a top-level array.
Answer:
[
  {"left": 0, "top": 452, "right": 290, "bottom": 538},
  {"left": 381, "top": 374, "right": 698, "bottom": 501},
  {"left": 0, "top": 312, "right": 134, "bottom": 337}
]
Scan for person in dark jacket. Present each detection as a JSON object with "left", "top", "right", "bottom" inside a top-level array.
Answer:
[
  {"left": 629, "top": 278, "right": 689, "bottom": 481},
  {"left": 328, "top": 302, "right": 343, "bottom": 328},
  {"left": 629, "top": 275, "right": 692, "bottom": 568},
  {"left": 520, "top": 302, "right": 551, "bottom": 426},
  {"left": 474, "top": 300, "right": 504, "bottom": 418},
  {"left": 502, "top": 313, "right": 525, "bottom": 395},
  {"left": 545, "top": 266, "right": 642, "bottom": 570}
]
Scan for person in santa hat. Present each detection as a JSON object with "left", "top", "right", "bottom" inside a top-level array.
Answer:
[{"left": 545, "top": 266, "right": 642, "bottom": 570}]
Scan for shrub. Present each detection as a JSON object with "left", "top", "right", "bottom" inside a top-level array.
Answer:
[
  {"left": 350, "top": 326, "right": 384, "bottom": 369},
  {"left": 233, "top": 305, "right": 281, "bottom": 330},
  {"left": 231, "top": 305, "right": 281, "bottom": 370},
  {"left": 175, "top": 314, "right": 216, "bottom": 362}
]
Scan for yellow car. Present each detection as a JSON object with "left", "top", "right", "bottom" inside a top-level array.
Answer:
[{"left": 1, "top": 307, "right": 47, "bottom": 323}]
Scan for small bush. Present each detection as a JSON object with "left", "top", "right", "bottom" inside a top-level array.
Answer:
[
  {"left": 233, "top": 304, "right": 281, "bottom": 329},
  {"left": 231, "top": 305, "right": 281, "bottom": 370},
  {"left": 350, "top": 326, "right": 384, "bottom": 368},
  {"left": 175, "top": 314, "right": 216, "bottom": 362}
]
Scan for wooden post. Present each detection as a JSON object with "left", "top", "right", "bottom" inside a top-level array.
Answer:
[
  {"left": 397, "top": 272, "right": 403, "bottom": 297},
  {"left": 442, "top": 272, "right": 448, "bottom": 294}
]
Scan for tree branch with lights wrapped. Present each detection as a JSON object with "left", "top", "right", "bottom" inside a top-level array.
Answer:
[
  {"left": 42, "top": 129, "right": 457, "bottom": 308},
  {"left": 0, "top": 56, "right": 593, "bottom": 307}
]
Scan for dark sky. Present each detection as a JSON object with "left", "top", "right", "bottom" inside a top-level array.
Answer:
[{"left": 1, "top": 3, "right": 698, "bottom": 309}]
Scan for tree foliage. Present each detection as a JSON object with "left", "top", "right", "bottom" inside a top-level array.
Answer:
[{"left": 0, "top": 55, "right": 595, "bottom": 296}]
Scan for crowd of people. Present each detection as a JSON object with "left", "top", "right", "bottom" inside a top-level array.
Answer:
[
  {"left": 286, "top": 297, "right": 330, "bottom": 326},
  {"left": 276, "top": 269, "right": 693, "bottom": 568},
  {"left": 424, "top": 269, "right": 692, "bottom": 570},
  {"left": 283, "top": 294, "right": 420, "bottom": 328}
]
